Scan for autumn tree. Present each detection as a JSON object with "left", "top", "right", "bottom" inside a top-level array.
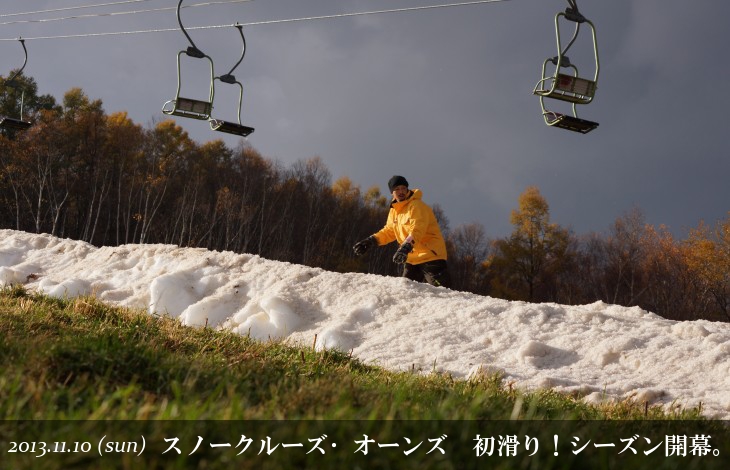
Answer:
[
  {"left": 685, "top": 214, "right": 730, "bottom": 321},
  {"left": 136, "top": 120, "right": 195, "bottom": 243},
  {"left": 486, "top": 186, "right": 573, "bottom": 302},
  {"left": 579, "top": 208, "right": 658, "bottom": 308},
  {"left": 227, "top": 143, "right": 273, "bottom": 254},
  {"left": 364, "top": 185, "right": 388, "bottom": 208},
  {"left": 630, "top": 224, "right": 709, "bottom": 320},
  {"left": 291, "top": 157, "right": 333, "bottom": 266},
  {"left": 59, "top": 88, "right": 110, "bottom": 241},
  {"left": 0, "top": 135, "right": 25, "bottom": 229},
  {"left": 448, "top": 222, "right": 491, "bottom": 293},
  {"left": 0, "top": 77, "right": 64, "bottom": 232},
  {"left": 103, "top": 111, "right": 145, "bottom": 245},
  {"left": 330, "top": 177, "right": 391, "bottom": 274}
]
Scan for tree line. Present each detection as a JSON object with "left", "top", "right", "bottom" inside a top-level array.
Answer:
[
  {"left": 451, "top": 187, "right": 730, "bottom": 322},
  {"left": 2, "top": 76, "right": 728, "bottom": 322}
]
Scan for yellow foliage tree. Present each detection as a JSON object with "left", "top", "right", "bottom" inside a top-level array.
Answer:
[
  {"left": 364, "top": 185, "right": 388, "bottom": 207},
  {"left": 332, "top": 176, "right": 361, "bottom": 203},
  {"left": 487, "top": 186, "right": 572, "bottom": 302},
  {"left": 684, "top": 213, "right": 730, "bottom": 320}
]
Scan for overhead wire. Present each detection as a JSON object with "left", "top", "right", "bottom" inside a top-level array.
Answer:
[
  {"left": 0, "top": 0, "right": 255, "bottom": 27},
  {"left": 0, "top": 0, "right": 156, "bottom": 18},
  {"left": 232, "top": 0, "right": 512, "bottom": 27},
  {"left": 0, "top": 0, "right": 511, "bottom": 41}
]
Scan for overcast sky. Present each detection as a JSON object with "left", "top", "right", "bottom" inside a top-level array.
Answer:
[{"left": 2, "top": 0, "right": 729, "bottom": 238}]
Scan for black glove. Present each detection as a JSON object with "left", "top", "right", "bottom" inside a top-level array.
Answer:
[
  {"left": 353, "top": 236, "right": 375, "bottom": 256},
  {"left": 392, "top": 241, "right": 413, "bottom": 264}
]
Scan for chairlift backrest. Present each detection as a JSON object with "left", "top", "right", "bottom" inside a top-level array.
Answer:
[{"left": 535, "top": 60, "right": 596, "bottom": 105}]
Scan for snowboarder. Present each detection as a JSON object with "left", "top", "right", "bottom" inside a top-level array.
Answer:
[{"left": 353, "top": 175, "right": 450, "bottom": 288}]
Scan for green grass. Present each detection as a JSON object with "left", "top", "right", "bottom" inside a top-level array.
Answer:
[
  {"left": 0, "top": 284, "right": 707, "bottom": 420},
  {"left": 1, "top": 285, "right": 727, "bottom": 469}
]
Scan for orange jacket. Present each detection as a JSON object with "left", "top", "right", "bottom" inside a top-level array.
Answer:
[{"left": 373, "top": 189, "right": 447, "bottom": 264}]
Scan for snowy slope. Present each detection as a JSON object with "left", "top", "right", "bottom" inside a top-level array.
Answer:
[{"left": 2, "top": 229, "right": 730, "bottom": 419}]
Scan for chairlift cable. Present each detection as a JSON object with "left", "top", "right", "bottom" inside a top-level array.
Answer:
[
  {"left": 0, "top": 0, "right": 155, "bottom": 18},
  {"left": 229, "top": 0, "right": 511, "bottom": 27},
  {"left": 0, "top": 0, "right": 511, "bottom": 42},
  {"left": 0, "top": 0, "right": 254, "bottom": 27}
]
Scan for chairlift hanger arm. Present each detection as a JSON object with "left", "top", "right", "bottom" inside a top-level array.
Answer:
[
  {"left": 219, "top": 24, "right": 246, "bottom": 84},
  {"left": 177, "top": 0, "right": 205, "bottom": 58},
  {"left": 556, "top": 12, "right": 599, "bottom": 81},
  {"left": 6, "top": 38, "right": 28, "bottom": 86},
  {"left": 554, "top": 0, "right": 596, "bottom": 67},
  {"left": 559, "top": 17, "right": 580, "bottom": 58},
  {"left": 548, "top": 0, "right": 599, "bottom": 87}
]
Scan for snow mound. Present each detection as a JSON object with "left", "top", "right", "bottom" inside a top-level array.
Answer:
[{"left": 3, "top": 229, "right": 730, "bottom": 420}]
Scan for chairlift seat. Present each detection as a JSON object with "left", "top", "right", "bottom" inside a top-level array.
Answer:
[
  {"left": 162, "top": 97, "right": 213, "bottom": 120},
  {"left": 0, "top": 116, "right": 32, "bottom": 131},
  {"left": 544, "top": 112, "right": 598, "bottom": 134},
  {"left": 536, "top": 73, "right": 596, "bottom": 105},
  {"left": 210, "top": 119, "right": 254, "bottom": 137}
]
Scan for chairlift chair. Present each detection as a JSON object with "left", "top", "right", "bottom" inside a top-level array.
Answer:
[
  {"left": 162, "top": 0, "right": 215, "bottom": 120},
  {"left": 1, "top": 38, "right": 33, "bottom": 131},
  {"left": 537, "top": 59, "right": 598, "bottom": 133},
  {"left": 533, "top": 1, "right": 599, "bottom": 133},
  {"left": 209, "top": 24, "right": 254, "bottom": 137}
]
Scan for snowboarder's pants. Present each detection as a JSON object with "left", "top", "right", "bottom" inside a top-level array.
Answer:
[{"left": 402, "top": 259, "right": 450, "bottom": 288}]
